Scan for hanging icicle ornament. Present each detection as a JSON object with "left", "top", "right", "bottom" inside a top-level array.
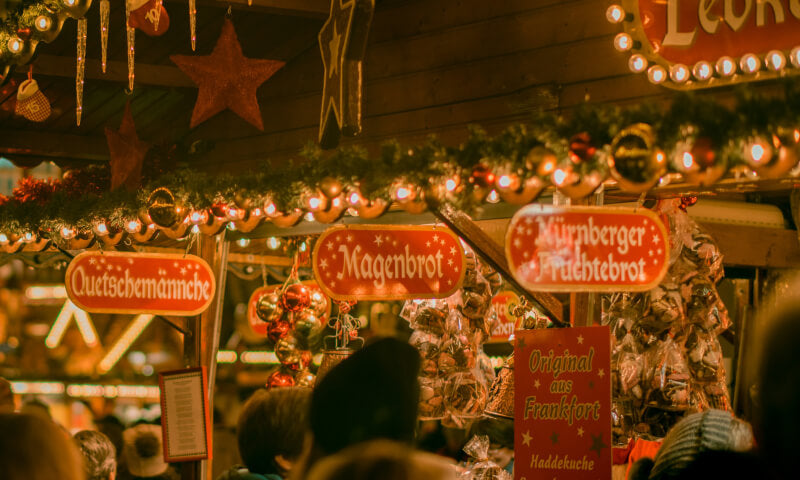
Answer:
[
  {"left": 100, "top": 0, "right": 109, "bottom": 73},
  {"left": 189, "top": 0, "right": 196, "bottom": 50},
  {"left": 76, "top": 17, "right": 87, "bottom": 126},
  {"left": 153, "top": 0, "right": 163, "bottom": 32},
  {"left": 126, "top": 0, "right": 135, "bottom": 91}
]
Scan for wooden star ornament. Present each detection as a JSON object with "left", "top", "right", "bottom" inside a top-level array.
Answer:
[
  {"left": 105, "top": 101, "right": 149, "bottom": 191},
  {"left": 170, "top": 19, "right": 285, "bottom": 131},
  {"left": 318, "top": 0, "right": 375, "bottom": 149}
]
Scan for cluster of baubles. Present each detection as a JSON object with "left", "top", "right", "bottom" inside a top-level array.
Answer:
[
  {"left": 0, "top": 0, "right": 92, "bottom": 75},
  {"left": 253, "top": 282, "right": 329, "bottom": 389}
]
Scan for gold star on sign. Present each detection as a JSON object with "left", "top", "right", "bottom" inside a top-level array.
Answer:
[
  {"left": 577, "top": 334, "right": 584, "bottom": 345},
  {"left": 577, "top": 427, "right": 585, "bottom": 437},
  {"left": 598, "top": 368, "right": 605, "bottom": 378},
  {"left": 521, "top": 431, "right": 532, "bottom": 446},
  {"left": 318, "top": 0, "right": 375, "bottom": 148}
]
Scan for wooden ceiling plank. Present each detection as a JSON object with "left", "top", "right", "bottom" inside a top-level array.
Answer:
[
  {"left": 166, "top": 0, "right": 330, "bottom": 18},
  {"left": 34, "top": 54, "right": 194, "bottom": 88},
  {"left": 0, "top": 130, "right": 109, "bottom": 161}
]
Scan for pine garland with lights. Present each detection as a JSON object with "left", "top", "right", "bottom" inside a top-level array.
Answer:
[{"left": 0, "top": 81, "right": 799, "bottom": 245}]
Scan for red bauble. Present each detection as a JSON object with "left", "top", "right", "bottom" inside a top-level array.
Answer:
[
  {"left": 267, "top": 319, "right": 292, "bottom": 343},
  {"left": 266, "top": 369, "right": 295, "bottom": 389},
  {"left": 281, "top": 283, "right": 311, "bottom": 312},
  {"left": 469, "top": 164, "right": 496, "bottom": 188},
  {"left": 568, "top": 132, "right": 597, "bottom": 164}
]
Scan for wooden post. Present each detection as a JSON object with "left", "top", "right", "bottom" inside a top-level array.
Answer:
[{"left": 430, "top": 203, "right": 564, "bottom": 324}]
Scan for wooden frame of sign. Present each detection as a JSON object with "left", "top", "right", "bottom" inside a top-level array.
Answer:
[{"left": 158, "top": 367, "right": 212, "bottom": 463}]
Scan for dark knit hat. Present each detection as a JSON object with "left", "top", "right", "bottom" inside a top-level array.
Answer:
[
  {"left": 649, "top": 409, "right": 753, "bottom": 479},
  {"left": 310, "top": 337, "right": 421, "bottom": 455}
]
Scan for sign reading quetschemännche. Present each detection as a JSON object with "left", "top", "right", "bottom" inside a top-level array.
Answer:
[
  {"left": 66, "top": 251, "right": 215, "bottom": 316},
  {"left": 514, "top": 326, "right": 611, "bottom": 480},
  {"left": 312, "top": 225, "right": 466, "bottom": 300},
  {"left": 506, "top": 206, "right": 669, "bottom": 292}
]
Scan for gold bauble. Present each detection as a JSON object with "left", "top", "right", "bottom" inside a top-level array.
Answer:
[
  {"left": 608, "top": 123, "right": 666, "bottom": 193},
  {"left": 147, "top": 187, "right": 179, "bottom": 228}
]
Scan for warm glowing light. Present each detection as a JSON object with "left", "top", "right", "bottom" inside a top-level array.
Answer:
[
  {"left": 647, "top": 65, "right": 667, "bottom": 84},
  {"left": 606, "top": 4, "right": 625, "bottom": 23},
  {"left": 0, "top": 234, "right": 8, "bottom": 244},
  {"left": 217, "top": 350, "right": 237, "bottom": 363},
  {"left": 670, "top": 64, "right": 690, "bottom": 83},
  {"left": 331, "top": 198, "right": 341, "bottom": 208},
  {"left": 308, "top": 196, "right": 322, "bottom": 210},
  {"left": 252, "top": 207, "right": 263, "bottom": 217},
  {"left": 747, "top": 139, "right": 773, "bottom": 165},
  {"left": 304, "top": 212, "right": 316, "bottom": 222},
  {"left": 613, "top": 33, "right": 633, "bottom": 52},
  {"left": 794, "top": 129, "right": 800, "bottom": 143},
  {"left": 445, "top": 178, "right": 458, "bottom": 192},
  {"left": 497, "top": 175, "right": 512, "bottom": 189},
  {"left": 61, "top": 227, "right": 76, "bottom": 239},
  {"left": 266, "top": 237, "right": 281, "bottom": 249},
  {"left": 681, "top": 152, "right": 695, "bottom": 169},
  {"left": 237, "top": 238, "right": 250, "bottom": 248},
  {"left": 63, "top": 0, "right": 77, "bottom": 6},
  {"left": 45, "top": 300, "right": 98, "bottom": 348},
  {"left": 189, "top": 211, "right": 206, "bottom": 224},
  {"left": 10, "top": 381, "right": 65, "bottom": 395},
  {"left": 553, "top": 168, "right": 568, "bottom": 186},
  {"left": 191, "top": 225, "right": 200, "bottom": 234},
  {"left": 25, "top": 285, "right": 67, "bottom": 301},
  {"left": 348, "top": 191, "right": 362, "bottom": 205},
  {"left": 792, "top": 46, "right": 800, "bottom": 68},
  {"left": 486, "top": 190, "right": 500, "bottom": 203},
  {"left": 95, "top": 222, "right": 108, "bottom": 235},
  {"left": 299, "top": 241, "right": 308, "bottom": 252},
  {"left": 35, "top": 15, "right": 52, "bottom": 31},
  {"left": 240, "top": 350, "right": 279, "bottom": 364},
  {"left": 22, "top": 232, "right": 34, "bottom": 243},
  {"left": 125, "top": 219, "right": 141, "bottom": 233},
  {"left": 265, "top": 202, "right": 277, "bottom": 216},
  {"left": 716, "top": 57, "right": 736, "bottom": 76},
  {"left": 692, "top": 61, "right": 713, "bottom": 80},
  {"left": 227, "top": 222, "right": 237, "bottom": 231},
  {"left": 740, "top": 54, "right": 760, "bottom": 74},
  {"left": 7, "top": 37, "right": 23, "bottom": 53},
  {"left": 395, "top": 186, "right": 411, "bottom": 200},
  {"left": 628, "top": 54, "right": 647, "bottom": 73},
  {"left": 227, "top": 207, "right": 241, "bottom": 220},
  {"left": 765, "top": 50, "right": 786, "bottom": 71},
  {"left": 98, "top": 314, "right": 154, "bottom": 373}
]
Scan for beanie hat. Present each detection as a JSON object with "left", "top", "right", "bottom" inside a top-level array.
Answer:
[
  {"left": 310, "top": 337, "right": 421, "bottom": 455},
  {"left": 649, "top": 409, "right": 753, "bottom": 479},
  {"left": 123, "top": 424, "right": 168, "bottom": 478}
]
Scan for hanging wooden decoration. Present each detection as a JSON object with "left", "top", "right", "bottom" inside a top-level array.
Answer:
[
  {"left": 317, "top": 0, "right": 374, "bottom": 149},
  {"left": 105, "top": 101, "right": 149, "bottom": 191}
]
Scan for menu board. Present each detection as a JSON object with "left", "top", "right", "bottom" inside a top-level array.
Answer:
[{"left": 159, "top": 367, "right": 211, "bottom": 462}]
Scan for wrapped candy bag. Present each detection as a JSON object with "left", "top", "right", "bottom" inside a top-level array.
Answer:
[
  {"left": 410, "top": 330, "right": 443, "bottom": 378},
  {"left": 460, "top": 435, "right": 511, "bottom": 480},
  {"left": 645, "top": 338, "right": 691, "bottom": 410},
  {"left": 684, "top": 326, "right": 724, "bottom": 383},
  {"left": 443, "top": 371, "right": 489, "bottom": 429},
  {"left": 419, "top": 377, "right": 446, "bottom": 420}
]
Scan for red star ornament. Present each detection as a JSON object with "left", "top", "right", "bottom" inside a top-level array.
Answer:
[
  {"left": 105, "top": 101, "right": 149, "bottom": 191},
  {"left": 170, "top": 19, "right": 285, "bottom": 131}
]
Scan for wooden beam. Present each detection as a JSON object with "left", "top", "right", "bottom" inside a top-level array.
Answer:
[
  {"left": 33, "top": 54, "right": 194, "bottom": 88},
  {"left": 429, "top": 203, "right": 565, "bottom": 324},
  {"left": 0, "top": 129, "right": 109, "bottom": 161},
  {"left": 165, "top": 0, "right": 329, "bottom": 17}
]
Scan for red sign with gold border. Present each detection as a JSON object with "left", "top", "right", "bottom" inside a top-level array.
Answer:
[
  {"left": 506, "top": 206, "right": 669, "bottom": 292},
  {"left": 514, "top": 326, "right": 612, "bottom": 480},
  {"left": 66, "top": 251, "right": 215, "bottom": 316},
  {"left": 312, "top": 225, "right": 466, "bottom": 300}
]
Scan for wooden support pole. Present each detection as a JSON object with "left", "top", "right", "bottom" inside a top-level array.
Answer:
[{"left": 430, "top": 203, "right": 564, "bottom": 324}]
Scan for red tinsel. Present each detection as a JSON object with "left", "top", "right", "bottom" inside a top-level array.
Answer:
[
  {"left": 59, "top": 168, "right": 110, "bottom": 198},
  {"left": 12, "top": 177, "right": 55, "bottom": 205}
]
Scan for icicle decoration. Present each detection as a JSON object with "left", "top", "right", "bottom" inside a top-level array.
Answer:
[
  {"left": 153, "top": 0, "right": 162, "bottom": 32},
  {"left": 126, "top": 0, "right": 135, "bottom": 91},
  {"left": 189, "top": 0, "right": 196, "bottom": 50},
  {"left": 76, "top": 17, "right": 87, "bottom": 126},
  {"left": 100, "top": 0, "right": 109, "bottom": 73}
]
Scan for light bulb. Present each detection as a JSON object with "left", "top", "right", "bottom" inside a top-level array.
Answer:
[
  {"left": 613, "top": 33, "right": 633, "bottom": 52},
  {"left": 487, "top": 190, "right": 500, "bottom": 203},
  {"left": 740, "top": 54, "right": 760, "bottom": 74},
  {"left": 395, "top": 186, "right": 411, "bottom": 200},
  {"left": 189, "top": 210, "right": 206, "bottom": 224},
  {"left": 304, "top": 212, "right": 315, "bottom": 222},
  {"left": 553, "top": 168, "right": 568, "bottom": 186},
  {"left": 628, "top": 54, "right": 647, "bottom": 73},
  {"left": 266, "top": 237, "right": 281, "bottom": 250},
  {"left": 647, "top": 65, "right": 667, "bottom": 84},
  {"left": 348, "top": 191, "right": 362, "bottom": 205},
  {"left": 766, "top": 50, "right": 786, "bottom": 71},
  {"left": 7, "top": 37, "right": 23, "bottom": 54},
  {"left": 692, "top": 61, "right": 713, "bottom": 81},
  {"left": 716, "top": 56, "right": 736, "bottom": 76},
  {"left": 191, "top": 225, "right": 200, "bottom": 234},
  {"left": 681, "top": 152, "right": 695, "bottom": 169},
  {"left": 125, "top": 219, "right": 141, "bottom": 233},
  {"left": 670, "top": 64, "right": 690, "bottom": 83},
  {"left": 237, "top": 238, "right": 250, "bottom": 248},
  {"left": 0, "top": 234, "right": 7, "bottom": 244},
  {"left": 265, "top": 202, "right": 277, "bottom": 216},
  {"left": 95, "top": 223, "right": 108, "bottom": 235},
  {"left": 35, "top": 15, "right": 52, "bottom": 31},
  {"left": 308, "top": 196, "right": 322, "bottom": 210},
  {"left": 791, "top": 46, "right": 800, "bottom": 68},
  {"left": 606, "top": 4, "right": 625, "bottom": 23},
  {"left": 61, "top": 227, "right": 76, "bottom": 239},
  {"left": 497, "top": 175, "right": 512, "bottom": 189},
  {"left": 445, "top": 178, "right": 458, "bottom": 192},
  {"left": 22, "top": 232, "right": 34, "bottom": 243},
  {"left": 63, "top": 0, "right": 77, "bottom": 5}
]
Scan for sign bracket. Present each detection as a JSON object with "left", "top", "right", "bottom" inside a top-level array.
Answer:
[{"left": 156, "top": 315, "right": 191, "bottom": 336}]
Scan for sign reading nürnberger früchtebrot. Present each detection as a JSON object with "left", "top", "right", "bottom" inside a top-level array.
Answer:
[
  {"left": 66, "top": 251, "right": 215, "bottom": 315},
  {"left": 506, "top": 206, "right": 669, "bottom": 292},
  {"left": 312, "top": 225, "right": 466, "bottom": 300}
]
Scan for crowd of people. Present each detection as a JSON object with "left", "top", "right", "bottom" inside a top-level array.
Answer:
[{"left": 1, "top": 297, "right": 799, "bottom": 480}]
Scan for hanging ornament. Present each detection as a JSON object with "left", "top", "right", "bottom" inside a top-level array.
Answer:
[
  {"left": 76, "top": 17, "right": 86, "bottom": 126},
  {"left": 106, "top": 101, "right": 149, "bottom": 191},
  {"left": 608, "top": 123, "right": 666, "bottom": 193},
  {"left": 266, "top": 369, "right": 295, "bottom": 389},
  {"left": 100, "top": 0, "right": 109, "bottom": 73},
  {"left": 672, "top": 137, "right": 727, "bottom": 186},
  {"left": 295, "top": 370, "right": 315, "bottom": 388},
  {"left": 552, "top": 163, "right": 607, "bottom": 200},
  {"left": 146, "top": 187, "right": 180, "bottom": 227},
  {"left": 189, "top": 0, "right": 196, "bottom": 50},
  {"left": 256, "top": 292, "right": 283, "bottom": 322},
  {"left": 309, "top": 290, "right": 328, "bottom": 318},
  {"left": 743, "top": 134, "right": 797, "bottom": 179},
  {"left": 319, "top": 176, "right": 344, "bottom": 199},
  {"left": 568, "top": 132, "right": 597, "bottom": 164},
  {"left": 15, "top": 73, "right": 50, "bottom": 122},
  {"left": 170, "top": 19, "right": 285, "bottom": 130},
  {"left": 275, "top": 336, "right": 302, "bottom": 366},
  {"left": 127, "top": 0, "right": 170, "bottom": 36},
  {"left": 267, "top": 319, "right": 292, "bottom": 343},
  {"left": 469, "top": 163, "right": 496, "bottom": 188},
  {"left": 126, "top": 0, "right": 136, "bottom": 91},
  {"left": 293, "top": 309, "right": 322, "bottom": 337},
  {"left": 281, "top": 282, "right": 311, "bottom": 312}
]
